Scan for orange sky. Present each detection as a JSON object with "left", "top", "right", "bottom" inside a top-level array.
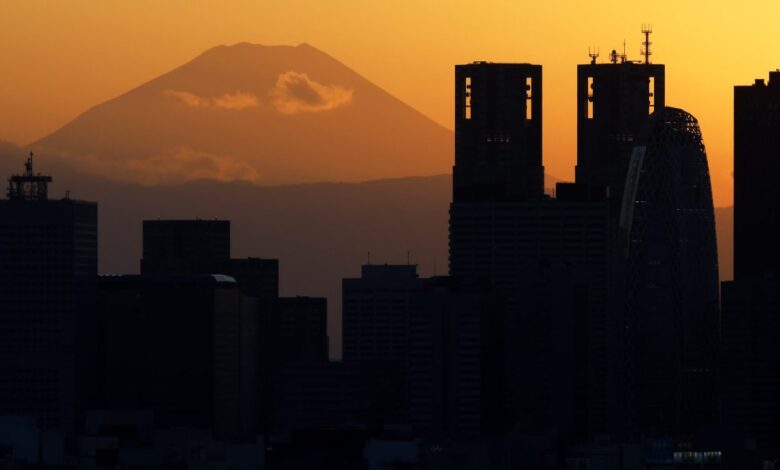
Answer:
[{"left": 2, "top": 0, "right": 778, "bottom": 206}]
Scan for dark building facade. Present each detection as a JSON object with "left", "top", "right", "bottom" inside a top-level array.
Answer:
[
  {"left": 450, "top": 60, "right": 618, "bottom": 440},
  {"left": 619, "top": 107, "right": 719, "bottom": 435},
  {"left": 0, "top": 158, "right": 97, "bottom": 433},
  {"left": 274, "top": 297, "right": 329, "bottom": 363},
  {"left": 721, "top": 279, "right": 780, "bottom": 450},
  {"left": 733, "top": 71, "right": 780, "bottom": 280},
  {"left": 449, "top": 191, "right": 614, "bottom": 438},
  {"left": 407, "top": 277, "right": 494, "bottom": 438},
  {"left": 342, "top": 264, "right": 423, "bottom": 364},
  {"left": 576, "top": 58, "right": 665, "bottom": 210},
  {"left": 97, "top": 274, "right": 253, "bottom": 440},
  {"left": 453, "top": 62, "right": 543, "bottom": 202},
  {"left": 141, "top": 220, "right": 230, "bottom": 274},
  {"left": 721, "top": 71, "right": 780, "bottom": 452}
]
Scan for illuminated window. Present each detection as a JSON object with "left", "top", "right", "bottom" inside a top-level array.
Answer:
[
  {"left": 465, "top": 77, "right": 472, "bottom": 119},
  {"left": 587, "top": 77, "right": 594, "bottom": 119},
  {"left": 649, "top": 76, "right": 655, "bottom": 114}
]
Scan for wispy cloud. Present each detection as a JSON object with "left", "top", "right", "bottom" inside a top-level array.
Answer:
[
  {"left": 65, "top": 148, "right": 259, "bottom": 185},
  {"left": 164, "top": 90, "right": 210, "bottom": 107},
  {"left": 164, "top": 90, "right": 259, "bottom": 110},
  {"left": 213, "top": 92, "right": 258, "bottom": 110},
  {"left": 270, "top": 71, "right": 353, "bottom": 114}
]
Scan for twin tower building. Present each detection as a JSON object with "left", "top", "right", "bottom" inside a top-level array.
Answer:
[{"left": 449, "top": 48, "right": 718, "bottom": 438}]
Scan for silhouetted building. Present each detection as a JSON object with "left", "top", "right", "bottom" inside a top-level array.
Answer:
[
  {"left": 141, "top": 219, "right": 230, "bottom": 274},
  {"left": 407, "top": 277, "right": 494, "bottom": 438},
  {"left": 449, "top": 184, "right": 614, "bottom": 438},
  {"left": 576, "top": 53, "right": 665, "bottom": 210},
  {"left": 734, "top": 71, "right": 780, "bottom": 280},
  {"left": 98, "top": 274, "right": 255, "bottom": 440},
  {"left": 454, "top": 62, "right": 544, "bottom": 202},
  {"left": 721, "top": 279, "right": 780, "bottom": 451},
  {"left": 619, "top": 107, "right": 719, "bottom": 435},
  {"left": 274, "top": 361, "right": 405, "bottom": 435},
  {"left": 274, "top": 297, "right": 329, "bottom": 363},
  {"left": 216, "top": 257, "right": 279, "bottom": 300},
  {"left": 720, "top": 71, "right": 780, "bottom": 453},
  {"left": 342, "top": 264, "right": 423, "bottom": 364},
  {"left": 0, "top": 157, "right": 97, "bottom": 433}
]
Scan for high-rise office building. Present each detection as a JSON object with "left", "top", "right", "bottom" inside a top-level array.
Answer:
[
  {"left": 342, "top": 267, "right": 494, "bottom": 437},
  {"left": 98, "top": 274, "right": 252, "bottom": 440},
  {"left": 407, "top": 277, "right": 493, "bottom": 438},
  {"left": 453, "top": 62, "right": 543, "bottom": 202},
  {"left": 141, "top": 219, "right": 230, "bottom": 274},
  {"left": 722, "top": 71, "right": 780, "bottom": 450},
  {"left": 576, "top": 49, "right": 665, "bottom": 210},
  {"left": 733, "top": 71, "right": 780, "bottom": 280},
  {"left": 0, "top": 157, "right": 98, "bottom": 432},
  {"left": 273, "top": 297, "right": 329, "bottom": 363},
  {"left": 620, "top": 107, "right": 719, "bottom": 435},
  {"left": 342, "top": 264, "right": 423, "bottom": 364},
  {"left": 721, "top": 280, "right": 780, "bottom": 450},
  {"left": 450, "top": 60, "right": 616, "bottom": 438},
  {"left": 449, "top": 187, "right": 614, "bottom": 437}
]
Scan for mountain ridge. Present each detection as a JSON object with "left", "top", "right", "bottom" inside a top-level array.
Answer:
[{"left": 33, "top": 42, "right": 454, "bottom": 186}]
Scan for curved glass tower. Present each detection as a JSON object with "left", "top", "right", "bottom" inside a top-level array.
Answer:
[{"left": 619, "top": 107, "right": 719, "bottom": 434}]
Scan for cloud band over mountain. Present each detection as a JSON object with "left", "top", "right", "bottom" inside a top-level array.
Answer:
[
  {"left": 271, "top": 71, "right": 353, "bottom": 114},
  {"left": 164, "top": 90, "right": 259, "bottom": 110}
]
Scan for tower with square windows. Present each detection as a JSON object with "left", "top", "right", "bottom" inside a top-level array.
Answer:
[{"left": 454, "top": 62, "right": 543, "bottom": 202}]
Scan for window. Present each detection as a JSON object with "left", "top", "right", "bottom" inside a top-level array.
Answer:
[
  {"left": 525, "top": 77, "right": 533, "bottom": 120},
  {"left": 587, "top": 77, "right": 594, "bottom": 119},
  {"left": 648, "top": 76, "right": 656, "bottom": 114},
  {"left": 465, "top": 77, "right": 472, "bottom": 119}
]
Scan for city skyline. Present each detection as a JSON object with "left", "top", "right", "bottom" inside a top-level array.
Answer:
[
  {"left": 5, "top": 1, "right": 780, "bottom": 206},
  {"left": 1, "top": 4, "right": 780, "bottom": 467}
]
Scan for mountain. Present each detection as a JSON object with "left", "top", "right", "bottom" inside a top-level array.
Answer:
[{"left": 32, "top": 43, "right": 453, "bottom": 185}]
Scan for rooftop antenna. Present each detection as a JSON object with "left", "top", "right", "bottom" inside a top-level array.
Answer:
[
  {"left": 641, "top": 24, "right": 653, "bottom": 64},
  {"left": 610, "top": 49, "right": 619, "bottom": 64},
  {"left": 621, "top": 39, "right": 627, "bottom": 63},
  {"left": 7, "top": 151, "right": 52, "bottom": 201},
  {"left": 588, "top": 47, "right": 600, "bottom": 64}
]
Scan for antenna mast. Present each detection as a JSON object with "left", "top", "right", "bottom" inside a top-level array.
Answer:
[
  {"left": 588, "top": 47, "right": 600, "bottom": 64},
  {"left": 641, "top": 24, "right": 653, "bottom": 64}
]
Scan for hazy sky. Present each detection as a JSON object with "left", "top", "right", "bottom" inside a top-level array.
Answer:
[{"left": 2, "top": 0, "right": 778, "bottom": 206}]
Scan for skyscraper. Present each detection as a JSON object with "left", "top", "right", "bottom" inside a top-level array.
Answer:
[
  {"left": 620, "top": 107, "right": 719, "bottom": 435},
  {"left": 733, "top": 70, "right": 780, "bottom": 280},
  {"left": 141, "top": 219, "right": 230, "bottom": 274},
  {"left": 0, "top": 156, "right": 98, "bottom": 432},
  {"left": 576, "top": 49, "right": 665, "bottom": 210},
  {"left": 721, "top": 71, "right": 780, "bottom": 450},
  {"left": 98, "top": 274, "right": 251, "bottom": 439},
  {"left": 453, "top": 62, "right": 543, "bottom": 202},
  {"left": 450, "top": 60, "right": 618, "bottom": 438},
  {"left": 342, "top": 264, "right": 422, "bottom": 363}
]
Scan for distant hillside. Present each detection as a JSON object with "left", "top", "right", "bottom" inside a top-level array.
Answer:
[{"left": 33, "top": 43, "right": 453, "bottom": 185}]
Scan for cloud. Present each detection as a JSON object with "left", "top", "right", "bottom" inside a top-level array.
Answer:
[
  {"left": 164, "top": 90, "right": 259, "bottom": 110},
  {"left": 213, "top": 92, "right": 258, "bottom": 110},
  {"left": 65, "top": 148, "right": 259, "bottom": 185},
  {"left": 163, "top": 90, "right": 210, "bottom": 107},
  {"left": 270, "top": 71, "right": 353, "bottom": 114}
]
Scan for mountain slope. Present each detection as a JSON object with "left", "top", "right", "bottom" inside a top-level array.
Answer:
[{"left": 33, "top": 43, "right": 453, "bottom": 185}]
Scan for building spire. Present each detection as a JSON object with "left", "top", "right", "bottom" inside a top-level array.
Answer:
[{"left": 641, "top": 24, "right": 653, "bottom": 64}]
